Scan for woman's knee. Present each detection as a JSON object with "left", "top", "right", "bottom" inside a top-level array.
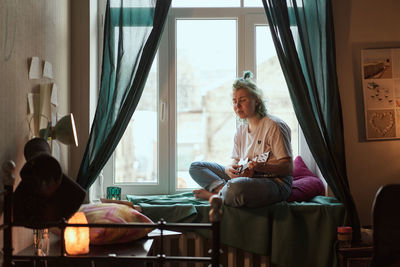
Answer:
[
  {"left": 220, "top": 181, "right": 245, "bottom": 207},
  {"left": 189, "top": 161, "right": 203, "bottom": 175},
  {"left": 220, "top": 178, "right": 284, "bottom": 207},
  {"left": 189, "top": 161, "right": 212, "bottom": 185}
]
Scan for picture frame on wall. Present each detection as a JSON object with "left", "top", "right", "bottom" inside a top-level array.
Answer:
[{"left": 361, "top": 48, "right": 400, "bottom": 140}]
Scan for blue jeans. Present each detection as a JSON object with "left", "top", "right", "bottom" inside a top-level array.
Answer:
[{"left": 189, "top": 161, "right": 292, "bottom": 208}]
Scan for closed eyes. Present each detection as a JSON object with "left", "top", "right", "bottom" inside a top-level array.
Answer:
[{"left": 232, "top": 98, "right": 248, "bottom": 106}]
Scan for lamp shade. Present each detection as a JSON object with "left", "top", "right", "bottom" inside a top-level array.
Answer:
[
  {"left": 13, "top": 138, "right": 86, "bottom": 227},
  {"left": 39, "top": 114, "right": 78, "bottom": 146}
]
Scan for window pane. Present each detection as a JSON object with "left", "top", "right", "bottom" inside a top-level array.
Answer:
[
  {"left": 114, "top": 57, "right": 158, "bottom": 184},
  {"left": 176, "top": 19, "right": 237, "bottom": 189},
  {"left": 244, "top": 0, "right": 263, "bottom": 7},
  {"left": 256, "top": 26, "right": 299, "bottom": 156},
  {"left": 172, "top": 0, "right": 240, "bottom": 8},
  {"left": 110, "top": 0, "right": 154, "bottom": 8}
]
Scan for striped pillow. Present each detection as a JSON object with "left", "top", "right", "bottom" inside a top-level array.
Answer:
[{"left": 79, "top": 203, "right": 153, "bottom": 245}]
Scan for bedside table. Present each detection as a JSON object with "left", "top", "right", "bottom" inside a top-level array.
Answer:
[{"left": 337, "top": 243, "right": 373, "bottom": 267}]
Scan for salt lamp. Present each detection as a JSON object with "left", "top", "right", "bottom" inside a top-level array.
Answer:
[{"left": 64, "top": 212, "right": 90, "bottom": 255}]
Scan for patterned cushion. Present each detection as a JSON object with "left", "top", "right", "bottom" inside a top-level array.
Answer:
[{"left": 79, "top": 203, "right": 153, "bottom": 245}]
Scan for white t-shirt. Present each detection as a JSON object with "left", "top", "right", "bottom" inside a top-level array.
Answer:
[{"left": 231, "top": 115, "right": 292, "bottom": 163}]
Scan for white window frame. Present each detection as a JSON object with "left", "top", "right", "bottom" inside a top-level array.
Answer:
[{"left": 95, "top": 3, "right": 317, "bottom": 200}]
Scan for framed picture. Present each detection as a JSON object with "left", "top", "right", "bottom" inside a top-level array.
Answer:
[{"left": 361, "top": 48, "right": 400, "bottom": 140}]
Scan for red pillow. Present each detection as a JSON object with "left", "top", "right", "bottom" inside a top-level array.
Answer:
[{"left": 287, "top": 156, "right": 325, "bottom": 202}]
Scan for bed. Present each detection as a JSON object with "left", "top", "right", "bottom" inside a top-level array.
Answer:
[
  {"left": 127, "top": 192, "right": 345, "bottom": 267},
  {"left": 1, "top": 154, "right": 345, "bottom": 267},
  {"left": 0, "top": 160, "right": 222, "bottom": 267},
  {"left": 125, "top": 155, "right": 346, "bottom": 267}
]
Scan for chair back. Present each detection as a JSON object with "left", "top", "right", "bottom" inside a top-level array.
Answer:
[{"left": 371, "top": 184, "right": 400, "bottom": 267}]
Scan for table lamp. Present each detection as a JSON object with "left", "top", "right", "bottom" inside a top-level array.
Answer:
[
  {"left": 64, "top": 212, "right": 90, "bottom": 255},
  {"left": 39, "top": 113, "right": 78, "bottom": 146},
  {"left": 13, "top": 138, "right": 86, "bottom": 227}
]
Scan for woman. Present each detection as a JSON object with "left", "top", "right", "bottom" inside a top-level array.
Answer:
[{"left": 189, "top": 71, "right": 293, "bottom": 208}]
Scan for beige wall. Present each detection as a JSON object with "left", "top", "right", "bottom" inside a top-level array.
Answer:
[
  {"left": 70, "top": 0, "right": 98, "bottom": 180},
  {"left": 70, "top": 0, "right": 91, "bottom": 180},
  {"left": 0, "top": 0, "right": 70, "bottom": 252},
  {"left": 333, "top": 0, "right": 400, "bottom": 225}
]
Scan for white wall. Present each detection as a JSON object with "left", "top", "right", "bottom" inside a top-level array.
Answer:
[{"left": 333, "top": 0, "right": 400, "bottom": 225}]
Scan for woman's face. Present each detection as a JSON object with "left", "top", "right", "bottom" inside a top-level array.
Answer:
[{"left": 232, "top": 88, "right": 258, "bottom": 119}]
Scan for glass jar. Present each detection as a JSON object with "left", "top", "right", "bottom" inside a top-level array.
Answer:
[
  {"left": 337, "top": 226, "right": 353, "bottom": 248},
  {"left": 106, "top": 186, "right": 121, "bottom": 200},
  {"left": 33, "top": 228, "right": 50, "bottom": 256}
]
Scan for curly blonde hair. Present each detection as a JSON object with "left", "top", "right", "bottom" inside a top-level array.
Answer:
[{"left": 232, "top": 70, "right": 267, "bottom": 118}]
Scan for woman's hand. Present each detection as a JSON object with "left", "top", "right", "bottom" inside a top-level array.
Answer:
[
  {"left": 247, "top": 152, "right": 269, "bottom": 173},
  {"left": 248, "top": 159, "right": 257, "bottom": 169},
  {"left": 240, "top": 167, "right": 254, "bottom": 178},
  {"left": 225, "top": 164, "right": 240, "bottom": 179}
]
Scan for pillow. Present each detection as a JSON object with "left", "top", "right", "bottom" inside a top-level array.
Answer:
[
  {"left": 287, "top": 176, "right": 325, "bottom": 202},
  {"left": 78, "top": 203, "right": 154, "bottom": 245},
  {"left": 292, "top": 155, "right": 316, "bottom": 180},
  {"left": 287, "top": 156, "right": 325, "bottom": 202}
]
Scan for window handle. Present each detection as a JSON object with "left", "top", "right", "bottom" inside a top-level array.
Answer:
[{"left": 160, "top": 101, "right": 167, "bottom": 121}]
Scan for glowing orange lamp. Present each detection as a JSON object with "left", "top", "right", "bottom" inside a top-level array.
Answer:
[{"left": 64, "top": 212, "right": 90, "bottom": 255}]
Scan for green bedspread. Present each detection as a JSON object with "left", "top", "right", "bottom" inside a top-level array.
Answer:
[{"left": 127, "top": 192, "right": 345, "bottom": 267}]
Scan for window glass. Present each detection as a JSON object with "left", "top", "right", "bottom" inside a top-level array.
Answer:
[
  {"left": 255, "top": 25, "right": 298, "bottom": 156},
  {"left": 176, "top": 19, "right": 237, "bottom": 189},
  {"left": 110, "top": 0, "right": 154, "bottom": 8},
  {"left": 114, "top": 57, "right": 158, "bottom": 184},
  {"left": 172, "top": 0, "right": 240, "bottom": 8},
  {"left": 244, "top": 0, "right": 263, "bottom": 7}
]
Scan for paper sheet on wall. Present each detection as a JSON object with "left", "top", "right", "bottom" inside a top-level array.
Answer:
[
  {"left": 51, "top": 83, "right": 58, "bottom": 106},
  {"left": 43, "top": 61, "right": 53, "bottom": 79},
  {"left": 29, "top": 57, "right": 41, "bottom": 79},
  {"left": 27, "top": 93, "right": 39, "bottom": 115},
  {"left": 52, "top": 140, "right": 61, "bottom": 162},
  {"left": 39, "top": 83, "right": 52, "bottom": 130},
  {"left": 51, "top": 105, "right": 57, "bottom": 127},
  {"left": 27, "top": 93, "right": 40, "bottom": 136}
]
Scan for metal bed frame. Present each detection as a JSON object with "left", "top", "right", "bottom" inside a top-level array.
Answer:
[{"left": 1, "top": 160, "right": 222, "bottom": 267}]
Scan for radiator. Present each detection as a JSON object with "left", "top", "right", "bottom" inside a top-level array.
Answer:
[{"left": 151, "top": 231, "right": 271, "bottom": 267}]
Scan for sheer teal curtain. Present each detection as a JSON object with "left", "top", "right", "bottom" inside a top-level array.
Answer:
[
  {"left": 76, "top": 0, "right": 171, "bottom": 189},
  {"left": 262, "top": 0, "right": 360, "bottom": 240}
]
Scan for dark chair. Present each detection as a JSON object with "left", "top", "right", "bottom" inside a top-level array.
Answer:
[{"left": 371, "top": 184, "right": 400, "bottom": 267}]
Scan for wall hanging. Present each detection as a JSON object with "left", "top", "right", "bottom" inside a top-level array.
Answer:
[{"left": 362, "top": 48, "right": 400, "bottom": 140}]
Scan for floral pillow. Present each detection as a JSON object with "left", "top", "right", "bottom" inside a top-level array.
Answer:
[
  {"left": 287, "top": 156, "right": 325, "bottom": 202},
  {"left": 79, "top": 203, "right": 154, "bottom": 245}
]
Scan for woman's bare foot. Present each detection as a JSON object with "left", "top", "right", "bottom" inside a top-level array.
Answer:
[{"left": 193, "top": 189, "right": 215, "bottom": 200}]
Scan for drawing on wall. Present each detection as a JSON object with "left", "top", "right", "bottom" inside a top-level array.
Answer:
[{"left": 362, "top": 48, "right": 400, "bottom": 140}]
